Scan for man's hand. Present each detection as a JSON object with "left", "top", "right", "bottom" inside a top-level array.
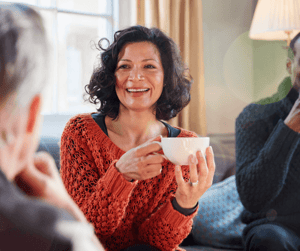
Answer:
[
  {"left": 15, "top": 151, "right": 105, "bottom": 250},
  {"left": 15, "top": 152, "right": 88, "bottom": 222},
  {"left": 284, "top": 91, "right": 300, "bottom": 133},
  {"left": 15, "top": 151, "right": 73, "bottom": 208}
]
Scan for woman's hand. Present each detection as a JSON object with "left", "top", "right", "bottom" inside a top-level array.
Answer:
[
  {"left": 175, "top": 146, "right": 215, "bottom": 209},
  {"left": 115, "top": 136, "right": 165, "bottom": 181}
]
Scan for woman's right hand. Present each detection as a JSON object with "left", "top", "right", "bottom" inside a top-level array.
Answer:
[{"left": 115, "top": 136, "right": 165, "bottom": 181}]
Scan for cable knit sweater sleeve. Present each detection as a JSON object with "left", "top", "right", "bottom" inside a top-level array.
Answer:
[
  {"left": 138, "top": 193, "right": 197, "bottom": 250},
  {"left": 235, "top": 103, "right": 300, "bottom": 213},
  {"left": 137, "top": 129, "right": 199, "bottom": 250},
  {"left": 60, "top": 116, "right": 137, "bottom": 236}
]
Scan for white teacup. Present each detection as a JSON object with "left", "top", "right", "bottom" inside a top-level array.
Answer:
[{"left": 156, "top": 137, "right": 210, "bottom": 165}]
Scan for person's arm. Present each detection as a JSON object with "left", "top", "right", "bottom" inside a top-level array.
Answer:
[
  {"left": 235, "top": 104, "right": 300, "bottom": 213},
  {"left": 60, "top": 120, "right": 137, "bottom": 237},
  {"left": 137, "top": 179, "right": 198, "bottom": 251},
  {"left": 137, "top": 153, "right": 212, "bottom": 251},
  {"left": 136, "top": 133, "right": 215, "bottom": 251},
  {"left": 14, "top": 151, "right": 105, "bottom": 251},
  {"left": 171, "top": 197, "right": 198, "bottom": 216}
]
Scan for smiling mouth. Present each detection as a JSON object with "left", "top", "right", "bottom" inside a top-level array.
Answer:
[{"left": 126, "top": 88, "right": 150, "bottom": 93}]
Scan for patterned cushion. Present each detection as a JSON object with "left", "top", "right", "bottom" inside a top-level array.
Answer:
[{"left": 192, "top": 175, "right": 245, "bottom": 250}]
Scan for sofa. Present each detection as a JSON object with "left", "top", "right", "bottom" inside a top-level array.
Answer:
[
  {"left": 179, "top": 134, "right": 239, "bottom": 251},
  {"left": 38, "top": 115, "right": 239, "bottom": 251}
]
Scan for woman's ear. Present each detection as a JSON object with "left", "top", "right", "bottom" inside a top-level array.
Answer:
[
  {"left": 26, "top": 94, "right": 42, "bottom": 134},
  {"left": 286, "top": 58, "right": 292, "bottom": 75}
]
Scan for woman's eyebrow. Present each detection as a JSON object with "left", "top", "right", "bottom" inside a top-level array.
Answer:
[
  {"left": 119, "top": 58, "right": 159, "bottom": 63},
  {"left": 142, "top": 59, "right": 159, "bottom": 62}
]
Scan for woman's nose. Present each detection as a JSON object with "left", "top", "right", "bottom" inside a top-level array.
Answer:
[{"left": 128, "top": 67, "right": 144, "bottom": 81}]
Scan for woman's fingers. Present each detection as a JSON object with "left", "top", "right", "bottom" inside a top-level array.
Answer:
[
  {"left": 175, "top": 165, "right": 185, "bottom": 187},
  {"left": 175, "top": 147, "right": 216, "bottom": 209},
  {"left": 205, "top": 146, "right": 215, "bottom": 186},
  {"left": 188, "top": 155, "right": 198, "bottom": 183},
  {"left": 135, "top": 141, "right": 162, "bottom": 157},
  {"left": 147, "top": 135, "right": 162, "bottom": 143},
  {"left": 135, "top": 135, "right": 163, "bottom": 157},
  {"left": 144, "top": 153, "right": 165, "bottom": 164},
  {"left": 144, "top": 164, "right": 163, "bottom": 179},
  {"left": 196, "top": 150, "right": 208, "bottom": 182}
]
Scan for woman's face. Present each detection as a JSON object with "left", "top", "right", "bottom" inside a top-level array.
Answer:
[{"left": 114, "top": 41, "right": 164, "bottom": 114}]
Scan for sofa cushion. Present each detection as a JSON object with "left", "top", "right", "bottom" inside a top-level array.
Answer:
[
  {"left": 208, "top": 134, "right": 236, "bottom": 184},
  {"left": 191, "top": 175, "right": 245, "bottom": 250}
]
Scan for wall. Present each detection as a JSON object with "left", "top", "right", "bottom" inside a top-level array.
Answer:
[
  {"left": 252, "top": 40, "right": 287, "bottom": 101},
  {"left": 203, "top": 0, "right": 289, "bottom": 134},
  {"left": 119, "top": 0, "right": 136, "bottom": 30},
  {"left": 202, "top": 0, "right": 254, "bottom": 134}
]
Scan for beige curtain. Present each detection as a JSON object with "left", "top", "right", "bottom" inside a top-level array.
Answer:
[{"left": 136, "top": 0, "right": 207, "bottom": 136}]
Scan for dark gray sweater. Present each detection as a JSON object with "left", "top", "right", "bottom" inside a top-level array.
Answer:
[
  {"left": 235, "top": 87, "right": 300, "bottom": 238},
  {"left": 0, "top": 169, "right": 74, "bottom": 250}
]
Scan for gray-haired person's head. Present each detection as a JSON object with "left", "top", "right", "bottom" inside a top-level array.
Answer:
[{"left": 0, "top": 3, "right": 49, "bottom": 107}]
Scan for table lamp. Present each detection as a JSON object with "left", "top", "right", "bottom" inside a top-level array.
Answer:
[{"left": 249, "top": 0, "right": 300, "bottom": 46}]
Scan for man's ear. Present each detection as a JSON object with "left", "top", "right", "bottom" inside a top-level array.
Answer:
[
  {"left": 286, "top": 58, "right": 292, "bottom": 75},
  {"left": 26, "top": 94, "right": 42, "bottom": 134}
]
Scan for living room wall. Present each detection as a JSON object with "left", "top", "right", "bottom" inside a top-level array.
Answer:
[
  {"left": 252, "top": 40, "right": 288, "bottom": 102},
  {"left": 203, "top": 0, "right": 289, "bottom": 134}
]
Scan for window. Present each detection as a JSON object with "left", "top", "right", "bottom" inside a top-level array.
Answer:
[{"left": 4, "top": 0, "right": 119, "bottom": 114}]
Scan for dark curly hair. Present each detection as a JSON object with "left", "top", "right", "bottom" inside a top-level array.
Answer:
[{"left": 85, "top": 25, "right": 193, "bottom": 120}]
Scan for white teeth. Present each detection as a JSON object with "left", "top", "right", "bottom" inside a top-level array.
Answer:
[{"left": 127, "top": 89, "right": 149, "bottom": 92}]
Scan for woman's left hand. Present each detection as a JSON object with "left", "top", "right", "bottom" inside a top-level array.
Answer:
[{"left": 175, "top": 146, "right": 215, "bottom": 209}]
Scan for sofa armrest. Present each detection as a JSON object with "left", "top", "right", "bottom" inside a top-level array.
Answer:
[
  {"left": 37, "top": 136, "right": 61, "bottom": 170},
  {"left": 208, "top": 133, "right": 236, "bottom": 184}
]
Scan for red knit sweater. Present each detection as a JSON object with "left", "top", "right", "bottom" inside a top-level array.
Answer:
[{"left": 60, "top": 114, "right": 198, "bottom": 251}]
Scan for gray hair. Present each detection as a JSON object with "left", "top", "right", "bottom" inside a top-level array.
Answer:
[{"left": 0, "top": 3, "right": 49, "bottom": 107}]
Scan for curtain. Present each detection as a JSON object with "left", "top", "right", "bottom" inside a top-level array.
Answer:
[{"left": 136, "top": 0, "right": 207, "bottom": 136}]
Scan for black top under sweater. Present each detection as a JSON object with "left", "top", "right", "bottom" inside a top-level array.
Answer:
[
  {"left": 91, "top": 113, "right": 197, "bottom": 216},
  {"left": 235, "top": 87, "right": 300, "bottom": 239}
]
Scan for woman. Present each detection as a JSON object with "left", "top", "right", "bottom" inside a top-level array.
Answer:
[
  {"left": 60, "top": 26, "right": 215, "bottom": 251},
  {"left": 0, "top": 3, "right": 104, "bottom": 250}
]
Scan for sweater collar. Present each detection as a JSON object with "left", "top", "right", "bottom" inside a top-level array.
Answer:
[
  {"left": 286, "top": 86, "right": 299, "bottom": 105},
  {"left": 281, "top": 86, "right": 299, "bottom": 114}
]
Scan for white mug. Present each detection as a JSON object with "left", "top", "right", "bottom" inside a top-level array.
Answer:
[{"left": 155, "top": 137, "right": 210, "bottom": 165}]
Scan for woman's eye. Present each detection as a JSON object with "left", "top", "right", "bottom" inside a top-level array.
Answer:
[
  {"left": 145, "top": 65, "right": 155, "bottom": 69},
  {"left": 119, "top": 65, "right": 129, "bottom": 69}
]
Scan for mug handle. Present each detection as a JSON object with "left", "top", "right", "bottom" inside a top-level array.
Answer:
[{"left": 152, "top": 141, "right": 168, "bottom": 160}]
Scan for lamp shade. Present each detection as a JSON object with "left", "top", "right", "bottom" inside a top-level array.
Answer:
[{"left": 249, "top": 0, "right": 300, "bottom": 41}]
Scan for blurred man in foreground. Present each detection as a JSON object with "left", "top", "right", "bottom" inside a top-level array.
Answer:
[{"left": 0, "top": 3, "right": 104, "bottom": 250}]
